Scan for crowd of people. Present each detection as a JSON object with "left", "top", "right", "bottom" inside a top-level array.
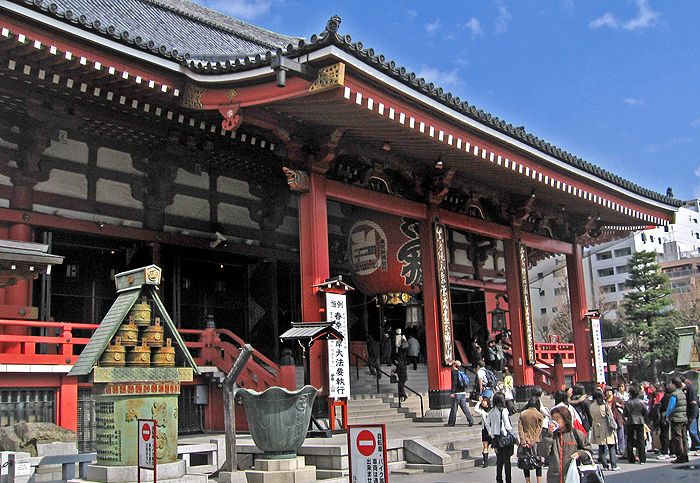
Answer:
[{"left": 447, "top": 356, "right": 700, "bottom": 483}]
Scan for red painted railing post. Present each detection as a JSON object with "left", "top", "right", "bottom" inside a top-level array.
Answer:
[
  {"left": 61, "top": 325, "right": 73, "bottom": 364},
  {"left": 553, "top": 353, "right": 565, "bottom": 391}
]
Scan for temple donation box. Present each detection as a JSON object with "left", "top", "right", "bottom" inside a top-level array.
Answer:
[{"left": 69, "top": 265, "right": 198, "bottom": 467}]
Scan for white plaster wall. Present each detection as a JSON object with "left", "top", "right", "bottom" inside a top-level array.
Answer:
[
  {"left": 96, "top": 179, "right": 142, "bottom": 209},
  {"left": 35, "top": 169, "right": 87, "bottom": 199},
  {"left": 218, "top": 176, "right": 257, "bottom": 200},
  {"left": 218, "top": 202, "right": 258, "bottom": 229},
  {"left": 165, "top": 194, "right": 210, "bottom": 221},
  {"left": 0, "top": 172, "right": 12, "bottom": 187},
  {"left": 175, "top": 168, "right": 209, "bottom": 190},
  {"left": 44, "top": 139, "right": 88, "bottom": 164},
  {"left": 97, "top": 147, "right": 142, "bottom": 174}
]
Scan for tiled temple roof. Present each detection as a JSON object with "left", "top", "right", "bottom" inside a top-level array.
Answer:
[
  {"left": 6, "top": 2, "right": 682, "bottom": 208},
  {"left": 10, "top": 0, "right": 298, "bottom": 59}
]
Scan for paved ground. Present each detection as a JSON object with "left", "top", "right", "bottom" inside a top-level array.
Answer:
[{"left": 391, "top": 454, "right": 700, "bottom": 482}]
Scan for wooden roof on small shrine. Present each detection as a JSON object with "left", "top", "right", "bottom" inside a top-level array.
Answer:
[{"left": 69, "top": 265, "right": 198, "bottom": 376}]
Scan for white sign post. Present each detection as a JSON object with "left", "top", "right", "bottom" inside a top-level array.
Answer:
[
  {"left": 348, "top": 425, "right": 388, "bottom": 483},
  {"left": 137, "top": 419, "right": 157, "bottom": 483},
  {"left": 326, "top": 292, "right": 350, "bottom": 399},
  {"left": 590, "top": 317, "right": 606, "bottom": 384}
]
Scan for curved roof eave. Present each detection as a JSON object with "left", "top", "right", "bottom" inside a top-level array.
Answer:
[{"left": 3, "top": 3, "right": 681, "bottom": 213}]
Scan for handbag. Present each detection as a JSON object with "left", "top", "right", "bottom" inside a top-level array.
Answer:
[
  {"left": 605, "top": 404, "right": 618, "bottom": 431},
  {"left": 517, "top": 444, "right": 542, "bottom": 470},
  {"left": 492, "top": 409, "right": 517, "bottom": 449},
  {"left": 389, "top": 374, "right": 398, "bottom": 383},
  {"left": 469, "top": 389, "right": 480, "bottom": 402},
  {"left": 578, "top": 462, "right": 605, "bottom": 483}
]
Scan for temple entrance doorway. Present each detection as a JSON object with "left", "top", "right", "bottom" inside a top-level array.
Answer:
[{"left": 451, "top": 287, "right": 487, "bottom": 367}]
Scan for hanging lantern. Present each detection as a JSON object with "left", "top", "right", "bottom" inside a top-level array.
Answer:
[
  {"left": 347, "top": 210, "right": 423, "bottom": 298},
  {"left": 489, "top": 294, "right": 509, "bottom": 333}
]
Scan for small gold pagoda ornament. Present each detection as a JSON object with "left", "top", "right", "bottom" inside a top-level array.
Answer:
[
  {"left": 152, "top": 338, "right": 176, "bottom": 367},
  {"left": 126, "top": 339, "right": 151, "bottom": 367},
  {"left": 129, "top": 296, "right": 151, "bottom": 327},
  {"left": 100, "top": 337, "right": 126, "bottom": 367},
  {"left": 143, "top": 317, "right": 165, "bottom": 347}
]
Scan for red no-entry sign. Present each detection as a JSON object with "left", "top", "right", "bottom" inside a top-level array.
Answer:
[
  {"left": 356, "top": 430, "right": 376, "bottom": 457},
  {"left": 137, "top": 419, "right": 157, "bottom": 482},
  {"left": 348, "top": 425, "right": 388, "bottom": 483}
]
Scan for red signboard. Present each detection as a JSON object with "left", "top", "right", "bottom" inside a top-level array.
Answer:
[{"left": 347, "top": 210, "right": 422, "bottom": 296}]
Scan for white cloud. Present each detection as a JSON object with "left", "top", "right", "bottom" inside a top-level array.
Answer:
[
  {"left": 495, "top": 5, "right": 512, "bottom": 33},
  {"left": 589, "top": 0, "right": 659, "bottom": 31},
  {"left": 407, "top": 10, "right": 418, "bottom": 18},
  {"left": 589, "top": 12, "right": 618, "bottom": 29},
  {"left": 622, "top": 97, "right": 644, "bottom": 106},
  {"left": 463, "top": 18, "right": 484, "bottom": 37},
  {"left": 204, "top": 0, "right": 272, "bottom": 19},
  {"left": 561, "top": 0, "right": 575, "bottom": 16},
  {"left": 425, "top": 19, "right": 442, "bottom": 35},
  {"left": 694, "top": 166, "right": 700, "bottom": 178},
  {"left": 416, "top": 65, "right": 463, "bottom": 90},
  {"left": 623, "top": 0, "right": 659, "bottom": 30},
  {"left": 691, "top": 118, "right": 700, "bottom": 128}
]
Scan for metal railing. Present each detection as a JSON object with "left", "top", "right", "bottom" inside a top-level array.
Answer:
[{"left": 350, "top": 351, "right": 424, "bottom": 418}]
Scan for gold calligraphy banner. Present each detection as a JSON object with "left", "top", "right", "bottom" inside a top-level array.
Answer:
[
  {"left": 517, "top": 243, "right": 537, "bottom": 365},
  {"left": 433, "top": 222, "right": 454, "bottom": 365}
]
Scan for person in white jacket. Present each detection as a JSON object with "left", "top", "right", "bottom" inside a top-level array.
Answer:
[
  {"left": 474, "top": 396, "right": 494, "bottom": 468},
  {"left": 487, "top": 392, "right": 517, "bottom": 483}
]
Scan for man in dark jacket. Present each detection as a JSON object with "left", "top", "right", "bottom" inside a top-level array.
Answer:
[
  {"left": 623, "top": 384, "right": 648, "bottom": 463},
  {"left": 684, "top": 379, "right": 700, "bottom": 452},
  {"left": 667, "top": 377, "right": 689, "bottom": 463},
  {"left": 445, "top": 360, "right": 474, "bottom": 427}
]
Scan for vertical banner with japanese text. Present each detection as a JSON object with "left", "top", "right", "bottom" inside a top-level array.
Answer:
[
  {"left": 590, "top": 317, "right": 606, "bottom": 384},
  {"left": 433, "top": 222, "right": 454, "bottom": 365},
  {"left": 517, "top": 243, "right": 537, "bottom": 365},
  {"left": 327, "top": 292, "right": 350, "bottom": 398}
]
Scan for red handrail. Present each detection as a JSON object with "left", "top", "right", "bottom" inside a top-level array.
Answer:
[{"left": 0, "top": 318, "right": 283, "bottom": 392}]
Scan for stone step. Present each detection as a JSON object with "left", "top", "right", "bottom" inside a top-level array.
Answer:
[{"left": 405, "top": 459, "right": 477, "bottom": 473}]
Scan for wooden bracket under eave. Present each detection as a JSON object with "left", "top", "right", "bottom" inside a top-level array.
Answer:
[{"left": 308, "top": 63, "right": 346, "bottom": 93}]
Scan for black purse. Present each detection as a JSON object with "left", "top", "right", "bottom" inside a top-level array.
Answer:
[
  {"left": 492, "top": 409, "right": 517, "bottom": 449},
  {"left": 517, "top": 444, "right": 543, "bottom": 470}
]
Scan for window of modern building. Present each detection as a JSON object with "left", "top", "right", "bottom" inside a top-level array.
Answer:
[
  {"left": 540, "top": 308, "right": 547, "bottom": 314},
  {"left": 597, "top": 267, "right": 614, "bottom": 277},
  {"left": 600, "top": 284, "right": 617, "bottom": 293},
  {"left": 539, "top": 290, "right": 545, "bottom": 297},
  {"left": 641, "top": 233, "right": 647, "bottom": 243},
  {"left": 695, "top": 233, "right": 699, "bottom": 240},
  {"left": 615, "top": 265, "right": 629, "bottom": 274},
  {"left": 695, "top": 218, "right": 698, "bottom": 224},
  {"left": 596, "top": 251, "right": 612, "bottom": 261},
  {"left": 664, "top": 226, "right": 669, "bottom": 232},
  {"left": 650, "top": 235, "right": 655, "bottom": 243},
  {"left": 613, "top": 247, "right": 632, "bottom": 257},
  {"left": 537, "top": 272, "right": 544, "bottom": 280},
  {"left": 617, "top": 282, "right": 627, "bottom": 291}
]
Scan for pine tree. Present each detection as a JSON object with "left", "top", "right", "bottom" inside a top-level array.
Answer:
[{"left": 619, "top": 250, "right": 676, "bottom": 379}]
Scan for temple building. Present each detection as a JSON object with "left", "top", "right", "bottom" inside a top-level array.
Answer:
[{"left": 0, "top": 0, "right": 680, "bottom": 440}]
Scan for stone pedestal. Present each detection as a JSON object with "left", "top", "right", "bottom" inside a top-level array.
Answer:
[
  {"left": 217, "top": 470, "right": 249, "bottom": 482},
  {"left": 69, "top": 459, "right": 206, "bottom": 483},
  {"left": 245, "top": 456, "right": 316, "bottom": 483}
]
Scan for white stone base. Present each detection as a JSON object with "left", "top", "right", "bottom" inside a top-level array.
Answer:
[
  {"left": 245, "top": 456, "right": 316, "bottom": 483},
  {"left": 68, "top": 459, "right": 206, "bottom": 483},
  {"left": 217, "top": 470, "right": 248, "bottom": 482}
]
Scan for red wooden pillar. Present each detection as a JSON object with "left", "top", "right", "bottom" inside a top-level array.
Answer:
[
  {"left": 502, "top": 238, "right": 535, "bottom": 386},
  {"left": 567, "top": 242, "right": 593, "bottom": 382},
  {"left": 420, "top": 207, "right": 452, "bottom": 412},
  {"left": 57, "top": 375, "right": 78, "bottom": 432},
  {"left": 298, "top": 173, "right": 330, "bottom": 391},
  {"left": 4, "top": 182, "right": 34, "bottom": 353}
]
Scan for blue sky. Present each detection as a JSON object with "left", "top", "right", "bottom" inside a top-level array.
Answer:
[{"left": 196, "top": 1, "right": 700, "bottom": 201}]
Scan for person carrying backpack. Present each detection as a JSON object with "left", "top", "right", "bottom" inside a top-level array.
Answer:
[{"left": 446, "top": 360, "right": 474, "bottom": 427}]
